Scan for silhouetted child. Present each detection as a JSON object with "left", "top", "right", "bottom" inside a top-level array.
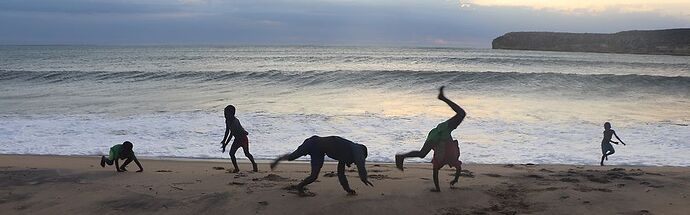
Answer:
[
  {"left": 600, "top": 122, "right": 626, "bottom": 166},
  {"left": 100, "top": 141, "right": 143, "bottom": 172},
  {"left": 395, "top": 86, "right": 465, "bottom": 192},
  {"left": 271, "top": 136, "right": 374, "bottom": 196},
  {"left": 220, "top": 105, "right": 258, "bottom": 172}
]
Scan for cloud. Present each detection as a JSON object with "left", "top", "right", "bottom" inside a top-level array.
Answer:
[
  {"left": 465, "top": 0, "right": 690, "bottom": 19},
  {"left": 0, "top": 0, "right": 687, "bottom": 46}
]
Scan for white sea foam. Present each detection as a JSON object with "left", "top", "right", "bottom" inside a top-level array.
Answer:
[
  {"left": 1, "top": 46, "right": 688, "bottom": 166},
  {"left": 1, "top": 112, "right": 688, "bottom": 166}
]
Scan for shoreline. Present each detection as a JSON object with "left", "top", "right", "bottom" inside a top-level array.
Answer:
[
  {"left": 1, "top": 154, "right": 688, "bottom": 168},
  {"left": 1, "top": 155, "right": 689, "bottom": 214}
]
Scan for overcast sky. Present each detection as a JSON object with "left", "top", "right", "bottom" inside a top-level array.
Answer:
[{"left": 1, "top": 0, "right": 688, "bottom": 47}]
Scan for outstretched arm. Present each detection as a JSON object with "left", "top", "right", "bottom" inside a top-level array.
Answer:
[
  {"left": 337, "top": 162, "right": 356, "bottom": 195},
  {"left": 220, "top": 121, "right": 232, "bottom": 152},
  {"left": 613, "top": 131, "right": 626, "bottom": 145},
  {"left": 115, "top": 159, "right": 123, "bottom": 172},
  {"left": 356, "top": 161, "right": 374, "bottom": 187},
  {"left": 134, "top": 158, "right": 143, "bottom": 172}
]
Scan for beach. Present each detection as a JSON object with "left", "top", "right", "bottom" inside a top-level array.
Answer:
[{"left": 1, "top": 155, "right": 688, "bottom": 215}]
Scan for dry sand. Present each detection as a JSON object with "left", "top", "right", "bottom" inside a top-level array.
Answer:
[{"left": 0, "top": 155, "right": 689, "bottom": 215}]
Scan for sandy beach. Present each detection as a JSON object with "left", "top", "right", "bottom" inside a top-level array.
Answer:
[{"left": 0, "top": 155, "right": 688, "bottom": 214}]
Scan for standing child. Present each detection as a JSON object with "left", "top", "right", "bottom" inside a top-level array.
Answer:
[
  {"left": 220, "top": 105, "right": 258, "bottom": 172},
  {"left": 100, "top": 141, "right": 143, "bottom": 172},
  {"left": 395, "top": 86, "right": 464, "bottom": 192},
  {"left": 600, "top": 122, "right": 626, "bottom": 166}
]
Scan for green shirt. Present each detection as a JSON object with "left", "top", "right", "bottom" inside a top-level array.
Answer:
[
  {"left": 108, "top": 144, "right": 135, "bottom": 160},
  {"left": 425, "top": 121, "right": 453, "bottom": 155},
  {"left": 426, "top": 121, "right": 452, "bottom": 144}
]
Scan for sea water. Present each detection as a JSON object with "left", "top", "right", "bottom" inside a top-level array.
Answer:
[{"left": 1, "top": 46, "right": 688, "bottom": 166}]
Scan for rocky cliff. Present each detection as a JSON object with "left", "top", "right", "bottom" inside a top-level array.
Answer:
[{"left": 492, "top": 29, "right": 690, "bottom": 56}]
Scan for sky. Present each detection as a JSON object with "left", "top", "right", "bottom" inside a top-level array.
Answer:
[{"left": 0, "top": 0, "right": 688, "bottom": 47}]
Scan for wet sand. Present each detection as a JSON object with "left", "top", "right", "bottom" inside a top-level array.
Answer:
[{"left": 1, "top": 155, "right": 688, "bottom": 214}]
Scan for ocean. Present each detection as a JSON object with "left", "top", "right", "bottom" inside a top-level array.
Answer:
[{"left": 1, "top": 46, "right": 688, "bottom": 166}]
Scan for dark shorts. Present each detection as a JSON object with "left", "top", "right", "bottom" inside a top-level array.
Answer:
[
  {"left": 432, "top": 140, "right": 462, "bottom": 169},
  {"left": 601, "top": 142, "right": 614, "bottom": 154},
  {"left": 232, "top": 136, "right": 249, "bottom": 149}
]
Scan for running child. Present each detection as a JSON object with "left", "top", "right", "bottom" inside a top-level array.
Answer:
[{"left": 600, "top": 122, "right": 626, "bottom": 166}]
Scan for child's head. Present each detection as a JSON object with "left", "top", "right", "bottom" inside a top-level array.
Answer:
[
  {"left": 604, "top": 122, "right": 611, "bottom": 130},
  {"left": 352, "top": 143, "right": 368, "bottom": 163},
  {"left": 121, "top": 141, "right": 134, "bottom": 158},
  {"left": 224, "top": 105, "right": 236, "bottom": 118},
  {"left": 360, "top": 144, "right": 368, "bottom": 159}
]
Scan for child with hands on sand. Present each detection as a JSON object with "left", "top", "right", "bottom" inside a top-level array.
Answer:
[
  {"left": 396, "top": 86, "right": 465, "bottom": 192},
  {"left": 100, "top": 141, "right": 143, "bottom": 172},
  {"left": 271, "top": 136, "right": 374, "bottom": 196}
]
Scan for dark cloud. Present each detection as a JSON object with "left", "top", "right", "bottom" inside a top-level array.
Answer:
[{"left": 0, "top": 0, "right": 686, "bottom": 47}]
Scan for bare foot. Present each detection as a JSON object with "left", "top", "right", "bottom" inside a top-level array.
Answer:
[
  {"left": 437, "top": 86, "right": 446, "bottom": 100},
  {"left": 395, "top": 155, "right": 404, "bottom": 171},
  {"left": 232, "top": 168, "right": 240, "bottom": 173},
  {"left": 430, "top": 188, "right": 441, "bottom": 192}
]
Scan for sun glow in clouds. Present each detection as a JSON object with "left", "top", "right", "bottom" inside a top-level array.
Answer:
[{"left": 464, "top": 0, "right": 690, "bottom": 18}]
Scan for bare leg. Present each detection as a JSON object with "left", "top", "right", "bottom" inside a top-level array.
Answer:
[
  {"left": 450, "top": 166, "right": 461, "bottom": 186},
  {"left": 229, "top": 145, "right": 240, "bottom": 172},
  {"left": 396, "top": 141, "right": 433, "bottom": 171},
  {"left": 121, "top": 157, "right": 133, "bottom": 170},
  {"left": 431, "top": 168, "right": 441, "bottom": 192},
  {"left": 101, "top": 156, "right": 114, "bottom": 167},
  {"left": 242, "top": 146, "right": 258, "bottom": 172},
  {"left": 297, "top": 157, "right": 324, "bottom": 196},
  {"left": 271, "top": 150, "right": 306, "bottom": 170},
  {"left": 438, "top": 86, "right": 466, "bottom": 130}
]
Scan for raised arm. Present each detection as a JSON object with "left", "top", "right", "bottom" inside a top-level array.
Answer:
[
  {"left": 613, "top": 131, "right": 626, "bottom": 145},
  {"left": 337, "top": 162, "right": 356, "bottom": 195}
]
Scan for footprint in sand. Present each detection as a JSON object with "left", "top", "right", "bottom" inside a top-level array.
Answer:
[
  {"left": 283, "top": 185, "right": 317, "bottom": 197},
  {"left": 232, "top": 172, "right": 248, "bottom": 178},
  {"left": 323, "top": 172, "right": 337, "bottom": 177},
  {"left": 155, "top": 170, "right": 173, "bottom": 173},
  {"left": 526, "top": 174, "right": 544, "bottom": 179},
  {"left": 260, "top": 174, "right": 292, "bottom": 182},
  {"left": 368, "top": 174, "right": 400, "bottom": 180},
  {"left": 454, "top": 170, "right": 475, "bottom": 178},
  {"left": 587, "top": 176, "right": 610, "bottom": 184},
  {"left": 212, "top": 167, "right": 225, "bottom": 170},
  {"left": 484, "top": 173, "right": 502, "bottom": 177},
  {"left": 539, "top": 168, "right": 554, "bottom": 173}
]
